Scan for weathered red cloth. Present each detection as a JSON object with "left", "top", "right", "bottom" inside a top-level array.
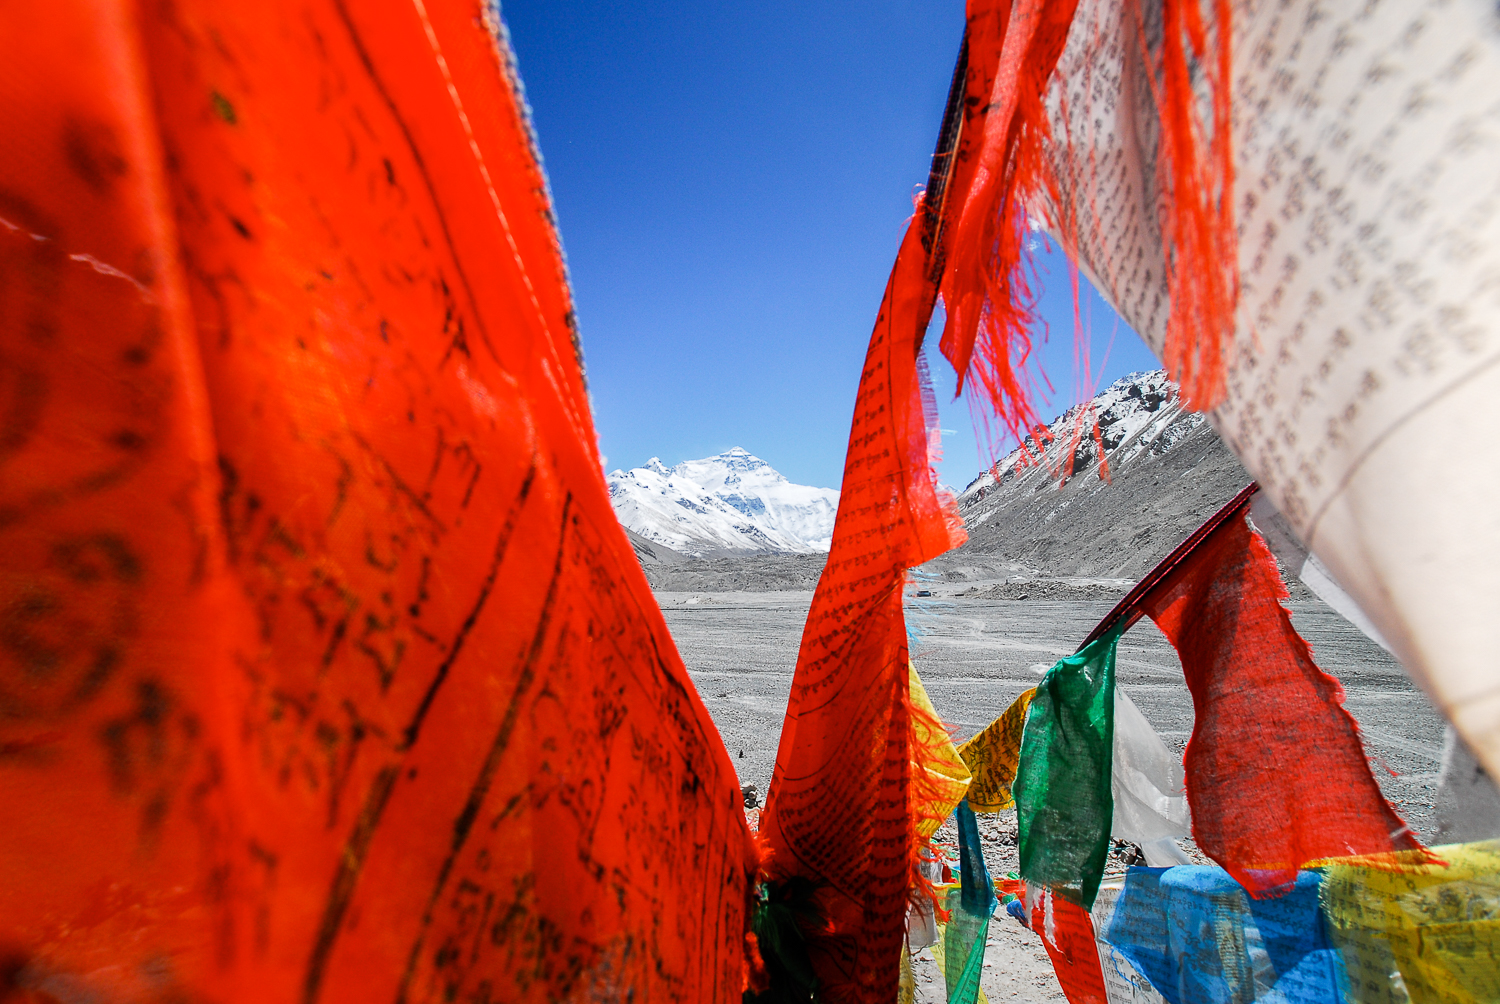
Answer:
[
  {"left": 760, "top": 214, "right": 963, "bottom": 1002},
  {"left": 1140, "top": 515, "right": 1425, "bottom": 895},
  {"left": 0, "top": 1, "right": 752, "bottom": 1000},
  {"left": 933, "top": 0, "right": 1080, "bottom": 444},
  {"left": 1029, "top": 889, "right": 1108, "bottom": 1004},
  {"left": 936, "top": 0, "right": 1239, "bottom": 422}
]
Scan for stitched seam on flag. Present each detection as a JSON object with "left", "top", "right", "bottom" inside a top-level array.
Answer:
[
  {"left": 409, "top": 0, "right": 547, "bottom": 335},
  {"left": 408, "top": 0, "right": 592, "bottom": 448}
]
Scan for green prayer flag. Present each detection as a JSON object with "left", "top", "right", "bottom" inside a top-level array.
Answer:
[
  {"left": 941, "top": 886, "right": 990, "bottom": 1004},
  {"left": 1014, "top": 625, "right": 1121, "bottom": 910},
  {"left": 942, "top": 802, "right": 996, "bottom": 1004}
]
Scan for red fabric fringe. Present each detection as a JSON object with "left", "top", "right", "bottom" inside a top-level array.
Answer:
[
  {"left": 1148, "top": 0, "right": 1237, "bottom": 408},
  {"left": 937, "top": 0, "right": 1239, "bottom": 429},
  {"left": 938, "top": 0, "right": 1079, "bottom": 443}
]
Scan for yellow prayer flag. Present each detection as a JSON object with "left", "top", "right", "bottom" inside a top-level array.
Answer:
[
  {"left": 911, "top": 664, "right": 972, "bottom": 843},
  {"left": 1321, "top": 840, "right": 1500, "bottom": 1004},
  {"left": 958, "top": 689, "right": 1037, "bottom": 812}
]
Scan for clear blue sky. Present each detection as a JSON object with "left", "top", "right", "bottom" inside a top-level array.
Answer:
[{"left": 500, "top": 1, "right": 1162, "bottom": 490}]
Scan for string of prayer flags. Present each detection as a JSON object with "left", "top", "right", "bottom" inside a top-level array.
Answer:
[
  {"left": 1015, "top": 627, "right": 1122, "bottom": 910},
  {"left": 958, "top": 687, "right": 1036, "bottom": 811},
  {"left": 1111, "top": 688, "right": 1192, "bottom": 868},
  {"left": 761, "top": 206, "right": 965, "bottom": 1001},
  {"left": 1084, "top": 847, "right": 1500, "bottom": 1004},
  {"left": 1137, "top": 513, "right": 1427, "bottom": 896},
  {"left": 0, "top": 0, "right": 755, "bottom": 999},
  {"left": 1106, "top": 867, "right": 1343, "bottom": 1004},
  {"left": 1320, "top": 840, "right": 1500, "bottom": 1004},
  {"left": 923, "top": 0, "right": 1500, "bottom": 789}
]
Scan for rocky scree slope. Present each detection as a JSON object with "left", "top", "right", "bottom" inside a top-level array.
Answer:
[{"left": 924, "top": 371, "right": 1251, "bottom": 586}]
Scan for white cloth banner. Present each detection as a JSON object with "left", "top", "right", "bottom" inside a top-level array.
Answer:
[
  {"left": 1111, "top": 688, "right": 1192, "bottom": 867},
  {"left": 1038, "top": 0, "right": 1500, "bottom": 775},
  {"left": 1092, "top": 879, "right": 1168, "bottom": 1004}
]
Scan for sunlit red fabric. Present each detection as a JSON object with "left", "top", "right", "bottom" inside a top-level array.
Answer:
[
  {"left": 1150, "top": 0, "right": 1237, "bottom": 409},
  {"left": 0, "top": 1, "right": 751, "bottom": 1000},
  {"left": 935, "top": 0, "right": 1076, "bottom": 443},
  {"left": 1029, "top": 890, "right": 1108, "bottom": 1004},
  {"left": 760, "top": 214, "right": 964, "bottom": 1002},
  {"left": 1139, "top": 514, "right": 1426, "bottom": 897}
]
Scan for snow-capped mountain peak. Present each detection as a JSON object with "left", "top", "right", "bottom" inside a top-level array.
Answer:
[{"left": 608, "top": 449, "right": 838, "bottom": 557}]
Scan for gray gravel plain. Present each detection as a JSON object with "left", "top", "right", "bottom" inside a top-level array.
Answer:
[{"left": 665, "top": 587, "right": 1445, "bottom": 841}]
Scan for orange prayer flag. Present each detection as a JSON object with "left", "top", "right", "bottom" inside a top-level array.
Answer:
[
  {"left": 0, "top": 1, "right": 752, "bottom": 1000},
  {"left": 760, "top": 209, "right": 965, "bottom": 1003}
]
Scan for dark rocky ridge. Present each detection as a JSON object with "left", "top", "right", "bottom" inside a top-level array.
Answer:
[
  {"left": 624, "top": 526, "right": 686, "bottom": 570},
  {"left": 923, "top": 371, "right": 1251, "bottom": 584},
  {"left": 633, "top": 372, "right": 1257, "bottom": 595}
]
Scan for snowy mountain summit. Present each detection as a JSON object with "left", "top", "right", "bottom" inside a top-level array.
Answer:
[{"left": 608, "top": 448, "right": 838, "bottom": 556}]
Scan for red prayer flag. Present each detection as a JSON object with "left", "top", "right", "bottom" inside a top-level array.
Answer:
[
  {"left": 1139, "top": 513, "right": 1426, "bottom": 896},
  {"left": 934, "top": 0, "right": 1238, "bottom": 438},
  {"left": 760, "top": 213, "right": 964, "bottom": 1002},
  {"left": 1028, "top": 888, "right": 1108, "bottom": 1004},
  {"left": 0, "top": 1, "right": 753, "bottom": 999}
]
